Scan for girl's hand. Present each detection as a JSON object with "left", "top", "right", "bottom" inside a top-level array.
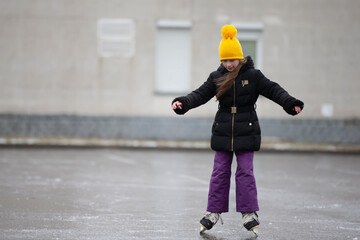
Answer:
[
  {"left": 293, "top": 106, "right": 302, "bottom": 114},
  {"left": 172, "top": 101, "right": 183, "bottom": 110}
]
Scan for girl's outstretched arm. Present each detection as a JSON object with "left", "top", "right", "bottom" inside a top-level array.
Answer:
[
  {"left": 171, "top": 72, "right": 218, "bottom": 115},
  {"left": 256, "top": 70, "right": 304, "bottom": 115}
]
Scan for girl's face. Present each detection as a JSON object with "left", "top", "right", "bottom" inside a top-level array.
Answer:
[{"left": 222, "top": 59, "right": 241, "bottom": 72}]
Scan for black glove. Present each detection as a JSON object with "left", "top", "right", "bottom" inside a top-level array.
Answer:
[
  {"left": 172, "top": 97, "right": 191, "bottom": 115},
  {"left": 283, "top": 99, "right": 304, "bottom": 116}
]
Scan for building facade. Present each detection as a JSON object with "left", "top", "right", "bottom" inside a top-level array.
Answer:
[{"left": 0, "top": 0, "right": 359, "bottom": 148}]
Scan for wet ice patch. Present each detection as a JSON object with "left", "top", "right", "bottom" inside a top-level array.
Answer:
[
  {"left": 177, "top": 174, "right": 209, "bottom": 185},
  {"left": 25, "top": 176, "right": 63, "bottom": 186},
  {"left": 64, "top": 215, "right": 99, "bottom": 221},
  {"left": 338, "top": 226, "right": 360, "bottom": 231},
  {"left": 106, "top": 153, "right": 136, "bottom": 165},
  {"left": 304, "top": 203, "right": 342, "bottom": 209}
]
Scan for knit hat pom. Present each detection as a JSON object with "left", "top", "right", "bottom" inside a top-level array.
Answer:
[{"left": 221, "top": 25, "right": 237, "bottom": 39}]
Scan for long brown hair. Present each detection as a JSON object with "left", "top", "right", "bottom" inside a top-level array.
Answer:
[{"left": 215, "top": 59, "right": 246, "bottom": 100}]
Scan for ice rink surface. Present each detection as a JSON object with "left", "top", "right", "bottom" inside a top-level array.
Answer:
[{"left": 0, "top": 147, "right": 359, "bottom": 240}]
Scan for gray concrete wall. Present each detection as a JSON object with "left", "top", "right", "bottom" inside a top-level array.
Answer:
[
  {"left": 1, "top": 114, "right": 359, "bottom": 152},
  {"left": 1, "top": 0, "right": 359, "bottom": 119}
]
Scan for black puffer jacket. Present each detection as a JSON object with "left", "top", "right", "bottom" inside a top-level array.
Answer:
[{"left": 172, "top": 56, "right": 304, "bottom": 152}]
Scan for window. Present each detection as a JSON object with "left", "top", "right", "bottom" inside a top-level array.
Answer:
[
  {"left": 97, "top": 18, "right": 135, "bottom": 58},
  {"left": 233, "top": 22, "right": 264, "bottom": 69},
  {"left": 155, "top": 20, "right": 192, "bottom": 94}
]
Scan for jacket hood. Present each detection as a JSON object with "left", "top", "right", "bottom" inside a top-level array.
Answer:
[{"left": 217, "top": 56, "right": 255, "bottom": 74}]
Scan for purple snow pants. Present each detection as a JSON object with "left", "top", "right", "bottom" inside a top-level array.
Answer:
[{"left": 207, "top": 151, "right": 259, "bottom": 213}]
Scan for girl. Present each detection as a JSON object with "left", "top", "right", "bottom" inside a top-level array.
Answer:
[{"left": 171, "top": 25, "right": 304, "bottom": 235}]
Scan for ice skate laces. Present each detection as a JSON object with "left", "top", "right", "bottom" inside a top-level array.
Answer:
[
  {"left": 204, "top": 212, "right": 223, "bottom": 225},
  {"left": 242, "top": 212, "right": 259, "bottom": 225}
]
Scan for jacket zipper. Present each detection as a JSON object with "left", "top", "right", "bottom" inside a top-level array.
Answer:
[{"left": 231, "top": 79, "right": 236, "bottom": 151}]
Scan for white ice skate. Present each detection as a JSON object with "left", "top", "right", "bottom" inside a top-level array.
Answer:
[
  {"left": 242, "top": 212, "right": 260, "bottom": 237},
  {"left": 199, "top": 212, "right": 223, "bottom": 234}
]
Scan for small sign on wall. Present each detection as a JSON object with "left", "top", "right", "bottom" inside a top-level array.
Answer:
[{"left": 97, "top": 18, "right": 135, "bottom": 58}]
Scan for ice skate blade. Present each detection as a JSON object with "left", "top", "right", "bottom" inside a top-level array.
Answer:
[
  {"left": 250, "top": 226, "right": 259, "bottom": 237},
  {"left": 200, "top": 225, "right": 207, "bottom": 234}
]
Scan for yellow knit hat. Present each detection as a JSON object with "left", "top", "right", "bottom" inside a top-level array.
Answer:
[{"left": 219, "top": 25, "right": 244, "bottom": 61}]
